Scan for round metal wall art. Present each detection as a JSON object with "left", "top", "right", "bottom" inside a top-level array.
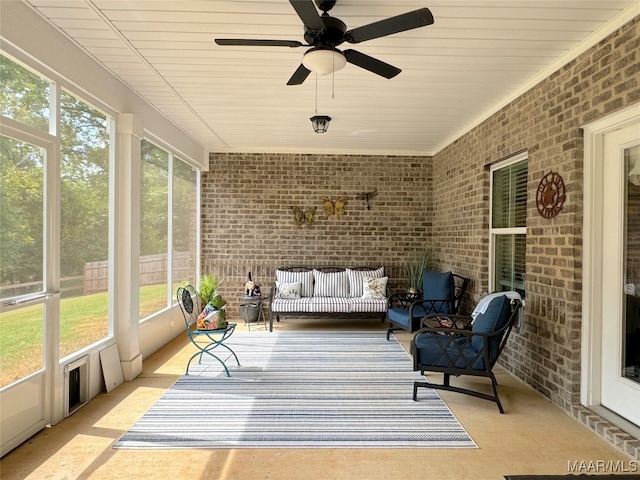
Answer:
[{"left": 536, "top": 171, "right": 566, "bottom": 219}]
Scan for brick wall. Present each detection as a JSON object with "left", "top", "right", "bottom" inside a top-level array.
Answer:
[
  {"left": 432, "top": 15, "right": 639, "bottom": 412},
  {"left": 202, "top": 154, "right": 432, "bottom": 315}
]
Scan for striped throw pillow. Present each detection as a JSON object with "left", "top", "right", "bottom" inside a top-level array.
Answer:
[
  {"left": 276, "top": 269, "right": 314, "bottom": 297},
  {"left": 312, "top": 270, "right": 350, "bottom": 298}
]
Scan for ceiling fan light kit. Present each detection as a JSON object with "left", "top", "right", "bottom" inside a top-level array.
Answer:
[
  {"left": 302, "top": 47, "right": 346, "bottom": 75},
  {"left": 215, "top": 0, "right": 434, "bottom": 85},
  {"left": 310, "top": 115, "right": 331, "bottom": 133}
]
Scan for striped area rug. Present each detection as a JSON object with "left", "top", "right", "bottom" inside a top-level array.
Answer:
[{"left": 113, "top": 331, "right": 476, "bottom": 449}]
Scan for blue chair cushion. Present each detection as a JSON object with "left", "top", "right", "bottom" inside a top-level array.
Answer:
[
  {"left": 414, "top": 333, "right": 485, "bottom": 370},
  {"left": 388, "top": 305, "right": 428, "bottom": 328},
  {"left": 421, "top": 270, "right": 454, "bottom": 314},
  {"left": 471, "top": 295, "right": 512, "bottom": 361}
]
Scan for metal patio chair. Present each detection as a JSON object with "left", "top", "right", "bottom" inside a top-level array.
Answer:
[
  {"left": 410, "top": 294, "right": 522, "bottom": 413},
  {"left": 176, "top": 285, "right": 239, "bottom": 377}
]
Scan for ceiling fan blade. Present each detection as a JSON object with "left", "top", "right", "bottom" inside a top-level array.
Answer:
[
  {"left": 289, "top": 0, "right": 325, "bottom": 32},
  {"left": 343, "top": 49, "right": 401, "bottom": 79},
  {"left": 215, "top": 39, "right": 304, "bottom": 47},
  {"left": 344, "top": 8, "right": 434, "bottom": 44},
  {"left": 287, "top": 64, "right": 312, "bottom": 85}
]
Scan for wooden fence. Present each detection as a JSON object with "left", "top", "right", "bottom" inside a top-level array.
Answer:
[
  {"left": 1, "top": 252, "right": 194, "bottom": 298},
  {"left": 83, "top": 252, "right": 193, "bottom": 293}
]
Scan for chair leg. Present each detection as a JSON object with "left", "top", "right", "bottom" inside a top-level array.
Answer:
[{"left": 490, "top": 373, "right": 504, "bottom": 414}]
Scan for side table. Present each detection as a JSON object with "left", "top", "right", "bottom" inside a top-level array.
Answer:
[{"left": 239, "top": 294, "right": 270, "bottom": 330}]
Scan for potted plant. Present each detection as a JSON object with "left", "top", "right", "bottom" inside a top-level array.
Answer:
[
  {"left": 405, "top": 247, "right": 436, "bottom": 295},
  {"left": 197, "top": 273, "right": 227, "bottom": 329},
  {"left": 199, "top": 272, "right": 222, "bottom": 306}
]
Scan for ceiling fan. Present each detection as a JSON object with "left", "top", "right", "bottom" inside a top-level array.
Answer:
[{"left": 214, "top": 0, "right": 434, "bottom": 85}]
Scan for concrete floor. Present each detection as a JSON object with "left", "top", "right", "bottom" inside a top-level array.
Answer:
[{"left": 0, "top": 318, "right": 635, "bottom": 480}]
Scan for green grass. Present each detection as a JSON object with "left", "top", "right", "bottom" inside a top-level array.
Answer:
[{"left": 0, "top": 284, "right": 169, "bottom": 387}]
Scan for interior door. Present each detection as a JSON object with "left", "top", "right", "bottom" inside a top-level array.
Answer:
[
  {"left": 0, "top": 130, "right": 53, "bottom": 456},
  {"left": 601, "top": 122, "right": 640, "bottom": 426}
]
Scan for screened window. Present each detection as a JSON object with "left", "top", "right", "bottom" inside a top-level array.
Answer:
[
  {"left": 140, "top": 140, "right": 169, "bottom": 319},
  {"left": 0, "top": 54, "right": 50, "bottom": 132},
  {"left": 140, "top": 140, "right": 198, "bottom": 320},
  {"left": 490, "top": 154, "right": 527, "bottom": 297},
  {"left": 0, "top": 54, "right": 114, "bottom": 384},
  {"left": 59, "top": 90, "right": 111, "bottom": 359},
  {"left": 172, "top": 158, "right": 198, "bottom": 291}
]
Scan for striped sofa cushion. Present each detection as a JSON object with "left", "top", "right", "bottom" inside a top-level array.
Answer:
[
  {"left": 271, "top": 297, "right": 313, "bottom": 313},
  {"left": 349, "top": 298, "right": 388, "bottom": 313},
  {"left": 310, "top": 297, "right": 351, "bottom": 313},
  {"left": 312, "top": 269, "right": 349, "bottom": 298}
]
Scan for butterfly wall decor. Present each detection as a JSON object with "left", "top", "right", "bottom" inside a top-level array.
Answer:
[
  {"left": 291, "top": 206, "right": 316, "bottom": 227},
  {"left": 322, "top": 197, "right": 347, "bottom": 217}
]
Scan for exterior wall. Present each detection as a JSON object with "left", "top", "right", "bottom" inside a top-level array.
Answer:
[
  {"left": 431, "top": 14, "right": 639, "bottom": 452},
  {"left": 201, "top": 153, "right": 432, "bottom": 315}
]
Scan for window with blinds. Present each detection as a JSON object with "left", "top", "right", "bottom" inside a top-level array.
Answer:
[{"left": 490, "top": 154, "right": 527, "bottom": 297}]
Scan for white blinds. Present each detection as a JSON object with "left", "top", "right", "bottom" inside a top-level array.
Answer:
[
  {"left": 492, "top": 159, "right": 527, "bottom": 229},
  {"left": 492, "top": 158, "right": 527, "bottom": 295}
]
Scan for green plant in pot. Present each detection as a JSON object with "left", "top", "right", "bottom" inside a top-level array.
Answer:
[
  {"left": 198, "top": 273, "right": 228, "bottom": 329},
  {"left": 405, "top": 247, "right": 437, "bottom": 294},
  {"left": 199, "top": 273, "right": 222, "bottom": 306}
]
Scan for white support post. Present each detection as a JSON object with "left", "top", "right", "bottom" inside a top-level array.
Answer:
[{"left": 114, "top": 113, "right": 144, "bottom": 381}]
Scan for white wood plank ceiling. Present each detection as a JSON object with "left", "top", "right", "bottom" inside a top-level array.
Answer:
[{"left": 20, "top": 0, "right": 640, "bottom": 155}]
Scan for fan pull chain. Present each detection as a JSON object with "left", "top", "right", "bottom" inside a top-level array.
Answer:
[{"left": 332, "top": 48, "right": 336, "bottom": 99}]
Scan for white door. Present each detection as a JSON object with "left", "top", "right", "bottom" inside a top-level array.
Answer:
[
  {"left": 0, "top": 128, "right": 55, "bottom": 456},
  {"left": 601, "top": 122, "right": 640, "bottom": 426}
]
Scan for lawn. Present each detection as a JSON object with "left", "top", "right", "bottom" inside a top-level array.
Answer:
[{"left": 0, "top": 284, "right": 169, "bottom": 387}]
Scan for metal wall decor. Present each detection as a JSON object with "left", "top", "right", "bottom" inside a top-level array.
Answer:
[
  {"left": 291, "top": 206, "right": 316, "bottom": 227},
  {"left": 536, "top": 171, "right": 565, "bottom": 219},
  {"left": 322, "top": 197, "right": 347, "bottom": 216},
  {"left": 356, "top": 189, "right": 378, "bottom": 210}
]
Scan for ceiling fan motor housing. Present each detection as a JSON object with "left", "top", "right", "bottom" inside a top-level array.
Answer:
[
  {"left": 315, "top": 0, "right": 337, "bottom": 13},
  {"left": 304, "top": 15, "right": 347, "bottom": 47}
]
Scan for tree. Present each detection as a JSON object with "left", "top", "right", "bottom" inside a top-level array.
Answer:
[{"left": 1, "top": 54, "right": 110, "bottom": 289}]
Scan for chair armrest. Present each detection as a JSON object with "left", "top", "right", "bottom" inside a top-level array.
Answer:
[
  {"left": 413, "top": 324, "right": 475, "bottom": 339},
  {"left": 421, "top": 313, "right": 472, "bottom": 330},
  {"left": 388, "top": 292, "right": 421, "bottom": 307}
]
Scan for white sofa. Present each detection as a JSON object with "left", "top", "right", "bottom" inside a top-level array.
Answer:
[{"left": 268, "top": 266, "right": 388, "bottom": 331}]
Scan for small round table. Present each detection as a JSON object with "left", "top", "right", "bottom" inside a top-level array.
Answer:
[{"left": 239, "top": 294, "right": 271, "bottom": 330}]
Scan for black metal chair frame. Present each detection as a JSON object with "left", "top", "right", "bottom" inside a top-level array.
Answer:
[
  {"left": 410, "top": 299, "right": 522, "bottom": 413},
  {"left": 176, "top": 285, "right": 240, "bottom": 377},
  {"left": 386, "top": 273, "right": 470, "bottom": 340}
]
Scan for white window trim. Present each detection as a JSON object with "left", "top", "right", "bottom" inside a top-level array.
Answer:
[{"left": 488, "top": 151, "right": 528, "bottom": 294}]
